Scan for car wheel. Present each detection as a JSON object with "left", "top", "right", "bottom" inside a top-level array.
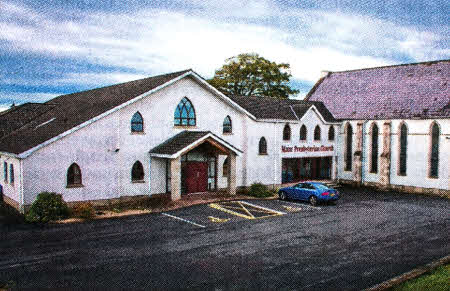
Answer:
[
  {"left": 309, "top": 195, "right": 318, "bottom": 206},
  {"left": 279, "top": 191, "right": 287, "bottom": 200}
]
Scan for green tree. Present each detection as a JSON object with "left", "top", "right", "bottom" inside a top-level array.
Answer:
[{"left": 208, "top": 53, "right": 299, "bottom": 99}]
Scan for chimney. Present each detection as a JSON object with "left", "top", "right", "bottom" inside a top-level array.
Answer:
[{"left": 320, "top": 71, "right": 331, "bottom": 78}]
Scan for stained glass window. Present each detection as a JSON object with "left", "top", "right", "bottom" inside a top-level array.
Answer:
[{"left": 174, "top": 97, "right": 196, "bottom": 126}]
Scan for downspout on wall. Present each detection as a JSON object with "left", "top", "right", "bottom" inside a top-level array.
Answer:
[
  {"left": 19, "top": 158, "right": 24, "bottom": 213},
  {"left": 360, "top": 120, "right": 368, "bottom": 185}
]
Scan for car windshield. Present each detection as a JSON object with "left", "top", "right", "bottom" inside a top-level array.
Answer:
[{"left": 312, "top": 184, "right": 329, "bottom": 190}]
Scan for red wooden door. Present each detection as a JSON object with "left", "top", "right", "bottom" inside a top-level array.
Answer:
[{"left": 185, "top": 162, "right": 208, "bottom": 193}]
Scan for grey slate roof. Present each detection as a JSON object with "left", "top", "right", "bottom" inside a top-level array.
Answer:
[
  {"left": 0, "top": 69, "right": 191, "bottom": 154},
  {"left": 228, "top": 95, "right": 337, "bottom": 122},
  {"left": 305, "top": 60, "right": 450, "bottom": 120},
  {"left": 149, "top": 131, "right": 242, "bottom": 156}
]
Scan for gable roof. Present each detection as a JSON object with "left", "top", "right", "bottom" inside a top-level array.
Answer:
[
  {"left": 0, "top": 70, "right": 222, "bottom": 156},
  {"left": 228, "top": 95, "right": 337, "bottom": 123},
  {"left": 149, "top": 130, "right": 242, "bottom": 158},
  {"left": 305, "top": 60, "right": 450, "bottom": 120}
]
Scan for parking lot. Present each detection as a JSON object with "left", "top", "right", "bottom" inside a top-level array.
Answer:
[{"left": 1, "top": 187, "right": 449, "bottom": 290}]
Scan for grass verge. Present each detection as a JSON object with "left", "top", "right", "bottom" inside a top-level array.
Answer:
[{"left": 390, "top": 264, "right": 449, "bottom": 291}]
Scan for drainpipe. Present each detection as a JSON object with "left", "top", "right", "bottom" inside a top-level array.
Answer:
[
  {"left": 273, "top": 122, "right": 277, "bottom": 190},
  {"left": 360, "top": 120, "right": 368, "bottom": 185},
  {"left": 19, "top": 158, "right": 24, "bottom": 213},
  {"left": 148, "top": 156, "right": 152, "bottom": 195}
]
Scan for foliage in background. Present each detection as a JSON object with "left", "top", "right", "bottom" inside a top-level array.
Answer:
[
  {"left": 248, "top": 183, "right": 274, "bottom": 198},
  {"left": 25, "top": 192, "right": 69, "bottom": 223},
  {"left": 208, "top": 53, "right": 299, "bottom": 99}
]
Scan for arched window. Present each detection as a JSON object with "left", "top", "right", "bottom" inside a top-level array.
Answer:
[
  {"left": 399, "top": 123, "right": 408, "bottom": 176},
  {"left": 314, "top": 125, "right": 321, "bottom": 141},
  {"left": 222, "top": 157, "right": 229, "bottom": 176},
  {"left": 345, "top": 123, "right": 353, "bottom": 171},
  {"left": 223, "top": 116, "right": 232, "bottom": 134},
  {"left": 174, "top": 97, "right": 196, "bottom": 126},
  {"left": 259, "top": 137, "right": 267, "bottom": 155},
  {"left": 370, "top": 123, "right": 379, "bottom": 173},
  {"left": 9, "top": 164, "right": 14, "bottom": 184},
  {"left": 283, "top": 124, "right": 291, "bottom": 141},
  {"left": 429, "top": 122, "right": 440, "bottom": 178},
  {"left": 300, "top": 125, "right": 307, "bottom": 141},
  {"left": 67, "top": 163, "right": 82, "bottom": 186},
  {"left": 131, "top": 161, "right": 144, "bottom": 181},
  {"left": 328, "top": 126, "right": 335, "bottom": 141},
  {"left": 131, "top": 112, "right": 144, "bottom": 132}
]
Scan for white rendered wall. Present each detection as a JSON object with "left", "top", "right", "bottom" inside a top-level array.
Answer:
[
  {"left": 337, "top": 118, "right": 449, "bottom": 190},
  {"left": 389, "top": 119, "right": 449, "bottom": 190},
  {"left": 0, "top": 156, "right": 22, "bottom": 204},
  {"left": 22, "top": 77, "right": 248, "bottom": 204}
]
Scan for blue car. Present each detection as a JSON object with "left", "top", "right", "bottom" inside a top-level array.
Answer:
[{"left": 278, "top": 182, "right": 339, "bottom": 206}]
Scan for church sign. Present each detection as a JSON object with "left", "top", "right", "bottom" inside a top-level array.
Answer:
[{"left": 281, "top": 145, "right": 334, "bottom": 153}]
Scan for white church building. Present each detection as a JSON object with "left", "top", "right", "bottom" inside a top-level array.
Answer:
[{"left": 0, "top": 60, "right": 448, "bottom": 212}]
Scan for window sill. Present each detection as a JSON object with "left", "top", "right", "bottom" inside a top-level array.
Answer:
[
  {"left": 174, "top": 125, "right": 197, "bottom": 129},
  {"left": 283, "top": 139, "right": 291, "bottom": 142},
  {"left": 428, "top": 176, "right": 439, "bottom": 179},
  {"left": 259, "top": 153, "right": 268, "bottom": 156},
  {"left": 132, "top": 180, "right": 146, "bottom": 183},
  {"left": 131, "top": 131, "right": 145, "bottom": 135},
  {"left": 397, "top": 173, "right": 407, "bottom": 177},
  {"left": 67, "top": 184, "right": 84, "bottom": 188},
  {"left": 223, "top": 132, "right": 233, "bottom": 135}
]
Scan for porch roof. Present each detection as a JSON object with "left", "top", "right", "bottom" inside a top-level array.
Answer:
[{"left": 149, "top": 130, "right": 242, "bottom": 158}]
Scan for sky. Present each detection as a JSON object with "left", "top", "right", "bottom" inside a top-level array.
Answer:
[{"left": 0, "top": 0, "right": 449, "bottom": 110}]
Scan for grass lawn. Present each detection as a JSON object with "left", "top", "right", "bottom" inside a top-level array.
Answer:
[{"left": 391, "top": 264, "right": 449, "bottom": 291}]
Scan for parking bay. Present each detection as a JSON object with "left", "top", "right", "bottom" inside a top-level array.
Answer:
[{"left": 161, "top": 199, "right": 323, "bottom": 228}]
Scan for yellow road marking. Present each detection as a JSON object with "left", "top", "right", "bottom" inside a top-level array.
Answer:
[
  {"left": 208, "top": 216, "right": 230, "bottom": 223},
  {"left": 209, "top": 201, "right": 285, "bottom": 220},
  {"left": 282, "top": 205, "right": 302, "bottom": 212},
  {"left": 209, "top": 203, "right": 253, "bottom": 219},
  {"left": 238, "top": 201, "right": 255, "bottom": 218}
]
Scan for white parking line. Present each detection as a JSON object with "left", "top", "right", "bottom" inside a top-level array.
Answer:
[
  {"left": 239, "top": 201, "right": 287, "bottom": 215},
  {"left": 161, "top": 213, "right": 206, "bottom": 228},
  {"left": 276, "top": 200, "right": 321, "bottom": 210}
]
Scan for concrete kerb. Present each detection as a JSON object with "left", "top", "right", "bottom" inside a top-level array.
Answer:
[{"left": 364, "top": 255, "right": 450, "bottom": 291}]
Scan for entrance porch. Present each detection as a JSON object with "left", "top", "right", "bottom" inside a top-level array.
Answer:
[{"left": 149, "top": 131, "right": 242, "bottom": 201}]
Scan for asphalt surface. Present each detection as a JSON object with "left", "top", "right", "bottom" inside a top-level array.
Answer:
[{"left": 0, "top": 187, "right": 449, "bottom": 290}]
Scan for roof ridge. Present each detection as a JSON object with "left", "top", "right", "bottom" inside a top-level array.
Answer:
[
  {"left": 328, "top": 59, "right": 450, "bottom": 74},
  {"left": 230, "top": 95, "right": 316, "bottom": 103}
]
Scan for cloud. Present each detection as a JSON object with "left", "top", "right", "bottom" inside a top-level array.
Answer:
[
  {"left": 0, "top": 92, "right": 62, "bottom": 104},
  {"left": 0, "top": 0, "right": 448, "bottom": 104},
  {"left": 2, "top": 72, "right": 148, "bottom": 87}
]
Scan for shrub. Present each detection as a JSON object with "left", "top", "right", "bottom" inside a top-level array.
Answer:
[
  {"left": 71, "top": 202, "right": 95, "bottom": 219},
  {"left": 248, "top": 183, "right": 273, "bottom": 198},
  {"left": 25, "top": 192, "right": 69, "bottom": 223}
]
